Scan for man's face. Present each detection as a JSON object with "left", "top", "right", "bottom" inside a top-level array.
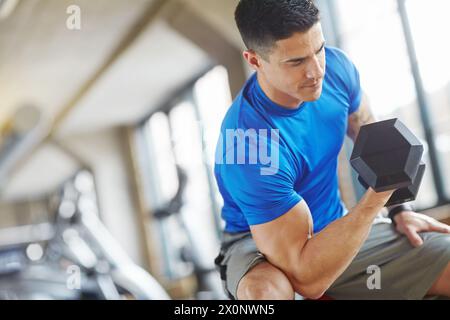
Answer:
[{"left": 246, "top": 23, "right": 326, "bottom": 104}]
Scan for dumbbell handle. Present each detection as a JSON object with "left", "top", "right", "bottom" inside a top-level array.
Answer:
[{"left": 357, "top": 162, "right": 426, "bottom": 206}]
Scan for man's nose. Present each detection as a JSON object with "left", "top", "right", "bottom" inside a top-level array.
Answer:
[{"left": 305, "top": 56, "right": 324, "bottom": 80}]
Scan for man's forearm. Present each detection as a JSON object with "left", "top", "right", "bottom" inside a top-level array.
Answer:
[{"left": 290, "top": 189, "right": 393, "bottom": 296}]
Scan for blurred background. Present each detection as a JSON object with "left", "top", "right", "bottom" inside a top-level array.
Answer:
[{"left": 0, "top": 0, "right": 449, "bottom": 300}]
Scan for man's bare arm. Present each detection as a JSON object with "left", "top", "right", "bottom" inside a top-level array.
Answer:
[
  {"left": 347, "top": 93, "right": 376, "bottom": 142},
  {"left": 250, "top": 188, "right": 393, "bottom": 299},
  {"left": 248, "top": 94, "right": 394, "bottom": 298}
]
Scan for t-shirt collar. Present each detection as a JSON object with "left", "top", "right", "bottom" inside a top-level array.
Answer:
[{"left": 253, "top": 74, "right": 304, "bottom": 116}]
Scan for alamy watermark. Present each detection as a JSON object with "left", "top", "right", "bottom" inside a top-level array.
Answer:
[
  {"left": 366, "top": 265, "right": 381, "bottom": 290},
  {"left": 66, "top": 5, "right": 81, "bottom": 30},
  {"left": 215, "top": 129, "right": 280, "bottom": 176},
  {"left": 66, "top": 264, "right": 81, "bottom": 290}
]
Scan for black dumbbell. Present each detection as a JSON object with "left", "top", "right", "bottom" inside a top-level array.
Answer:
[
  {"left": 357, "top": 162, "right": 425, "bottom": 206},
  {"left": 350, "top": 118, "right": 425, "bottom": 205}
]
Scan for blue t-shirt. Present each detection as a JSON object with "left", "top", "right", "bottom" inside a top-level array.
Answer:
[{"left": 214, "top": 47, "right": 362, "bottom": 234}]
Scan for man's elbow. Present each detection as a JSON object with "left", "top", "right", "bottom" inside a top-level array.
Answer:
[
  {"left": 280, "top": 254, "right": 332, "bottom": 299},
  {"left": 290, "top": 274, "right": 331, "bottom": 300},
  {"left": 296, "top": 283, "right": 329, "bottom": 300}
]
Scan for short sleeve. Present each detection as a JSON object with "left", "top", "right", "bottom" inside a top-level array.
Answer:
[
  {"left": 332, "top": 48, "right": 363, "bottom": 114},
  {"left": 347, "top": 62, "right": 362, "bottom": 114},
  {"left": 217, "top": 133, "right": 302, "bottom": 226}
]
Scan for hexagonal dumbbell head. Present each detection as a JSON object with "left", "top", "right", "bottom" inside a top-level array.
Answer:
[
  {"left": 350, "top": 119, "right": 424, "bottom": 192},
  {"left": 386, "top": 162, "right": 426, "bottom": 206}
]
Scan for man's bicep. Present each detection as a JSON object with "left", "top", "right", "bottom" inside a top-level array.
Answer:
[
  {"left": 347, "top": 93, "right": 377, "bottom": 142},
  {"left": 250, "top": 200, "right": 313, "bottom": 277},
  {"left": 220, "top": 144, "right": 303, "bottom": 225}
]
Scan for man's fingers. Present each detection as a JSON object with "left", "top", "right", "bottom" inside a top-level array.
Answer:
[
  {"left": 404, "top": 227, "right": 424, "bottom": 247},
  {"left": 429, "top": 222, "right": 450, "bottom": 234}
]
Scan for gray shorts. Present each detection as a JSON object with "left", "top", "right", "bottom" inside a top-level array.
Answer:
[{"left": 214, "top": 222, "right": 450, "bottom": 300}]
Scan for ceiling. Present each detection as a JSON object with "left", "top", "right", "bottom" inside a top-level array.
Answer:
[
  {"left": 0, "top": 0, "right": 246, "bottom": 200},
  {"left": 0, "top": 0, "right": 211, "bottom": 137}
]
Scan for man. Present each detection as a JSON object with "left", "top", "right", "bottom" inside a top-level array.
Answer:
[{"left": 214, "top": 0, "right": 450, "bottom": 300}]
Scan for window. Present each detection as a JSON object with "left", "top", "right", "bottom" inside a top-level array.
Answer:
[
  {"left": 405, "top": 0, "right": 450, "bottom": 199},
  {"left": 140, "top": 66, "right": 232, "bottom": 291},
  {"left": 146, "top": 112, "right": 178, "bottom": 205},
  {"left": 169, "top": 101, "right": 218, "bottom": 267},
  {"left": 144, "top": 112, "right": 190, "bottom": 279},
  {"left": 335, "top": 0, "right": 449, "bottom": 208},
  {"left": 193, "top": 66, "right": 232, "bottom": 223}
]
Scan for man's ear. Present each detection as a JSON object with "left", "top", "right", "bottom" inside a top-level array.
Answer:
[{"left": 243, "top": 50, "right": 262, "bottom": 71}]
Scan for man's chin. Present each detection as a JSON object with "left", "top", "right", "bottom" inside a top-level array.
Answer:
[{"left": 299, "top": 90, "right": 323, "bottom": 102}]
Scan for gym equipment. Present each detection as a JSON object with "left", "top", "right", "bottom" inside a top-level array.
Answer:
[
  {"left": 0, "top": 170, "right": 170, "bottom": 300},
  {"left": 350, "top": 118, "right": 425, "bottom": 206},
  {"left": 153, "top": 165, "right": 226, "bottom": 300}
]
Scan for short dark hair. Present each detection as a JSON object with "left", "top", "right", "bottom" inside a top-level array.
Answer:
[{"left": 235, "top": 0, "right": 320, "bottom": 58}]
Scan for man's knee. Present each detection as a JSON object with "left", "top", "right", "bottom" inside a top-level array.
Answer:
[
  {"left": 428, "top": 261, "right": 450, "bottom": 297},
  {"left": 426, "top": 233, "right": 450, "bottom": 297},
  {"left": 237, "top": 262, "right": 295, "bottom": 300}
]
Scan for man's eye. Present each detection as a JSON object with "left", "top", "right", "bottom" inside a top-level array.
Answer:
[{"left": 292, "top": 61, "right": 304, "bottom": 66}]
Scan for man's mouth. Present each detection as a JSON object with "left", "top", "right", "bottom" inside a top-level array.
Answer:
[{"left": 303, "top": 82, "right": 321, "bottom": 89}]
